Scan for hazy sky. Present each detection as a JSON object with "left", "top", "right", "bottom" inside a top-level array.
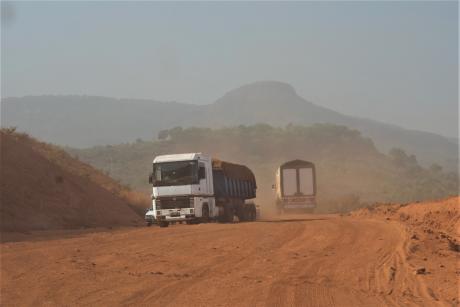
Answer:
[{"left": 1, "top": 1, "right": 458, "bottom": 137}]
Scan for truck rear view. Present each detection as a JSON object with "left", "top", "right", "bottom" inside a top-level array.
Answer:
[{"left": 275, "top": 160, "right": 317, "bottom": 214}]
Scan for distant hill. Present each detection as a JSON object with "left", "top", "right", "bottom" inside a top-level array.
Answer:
[
  {"left": 0, "top": 129, "right": 146, "bottom": 232},
  {"left": 68, "top": 124, "right": 459, "bottom": 213},
  {"left": 2, "top": 81, "right": 457, "bottom": 170}
]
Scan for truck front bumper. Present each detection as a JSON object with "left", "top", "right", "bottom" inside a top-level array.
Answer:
[{"left": 155, "top": 208, "right": 195, "bottom": 222}]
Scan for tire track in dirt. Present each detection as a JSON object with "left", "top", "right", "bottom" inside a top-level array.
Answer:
[
  {"left": 264, "top": 218, "right": 391, "bottom": 306},
  {"left": 0, "top": 215, "right": 447, "bottom": 306}
]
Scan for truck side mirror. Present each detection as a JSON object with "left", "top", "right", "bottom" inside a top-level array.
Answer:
[
  {"left": 199, "top": 167, "right": 206, "bottom": 180},
  {"left": 148, "top": 173, "right": 153, "bottom": 184}
]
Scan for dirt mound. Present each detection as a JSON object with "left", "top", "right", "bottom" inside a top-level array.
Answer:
[
  {"left": 352, "top": 196, "right": 460, "bottom": 257},
  {"left": 351, "top": 196, "right": 459, "bottom": 304},
  {"left": 352, "top": 196, "right": 459, "bottom": 238},
  {"left": 0, "top": 130, "right": 144, "bottom": 232}
]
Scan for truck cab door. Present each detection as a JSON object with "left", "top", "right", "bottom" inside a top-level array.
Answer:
[{"left": 198, "top": 162, "right": 208, "bottom": 195}]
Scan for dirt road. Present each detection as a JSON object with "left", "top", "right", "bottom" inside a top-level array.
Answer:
[{"left": 1, "top": 215, "right": 456, "bottom": 306}]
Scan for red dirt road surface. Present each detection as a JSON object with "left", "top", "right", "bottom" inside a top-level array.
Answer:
[{"left": 2, "top": 198, "right": 458, "bottom": 307}]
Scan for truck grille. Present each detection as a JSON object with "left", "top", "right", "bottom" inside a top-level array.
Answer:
[{"left": 157, "top": 197, "right": 192, "bottom": 209}]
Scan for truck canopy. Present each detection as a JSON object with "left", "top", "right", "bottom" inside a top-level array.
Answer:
[{"left": 280, "top": 159, "right": 315, "bottom": 170}]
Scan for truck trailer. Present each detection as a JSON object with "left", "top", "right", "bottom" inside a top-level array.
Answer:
[
  {"left": 145, "top": 153, "right": 257, "bottom": 227},
  {"left": 275, "top": 159, "right": 317, "bottom": 214}
]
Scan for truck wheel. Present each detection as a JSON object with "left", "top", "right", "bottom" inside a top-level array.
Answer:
[
  {"left": 147, "top": 222, "right": 152, "bottom": 227},
  {"left": 159, "top": 221, "right": 169, "bottom": 228},
  {"left": 237, "top": 205, "right": 247, "bottom": 222},
  {"left": 217, "top": 209, "right": 226, "bottom": 223},
  {"left": 249, "top": 205, "right": 257, "bottom": 221},
  {"left": 223, "top": 205, "right": 234, "bottom": 223},
  {"left": 201, "top": 204, "right": 210, "bottom": 223}
]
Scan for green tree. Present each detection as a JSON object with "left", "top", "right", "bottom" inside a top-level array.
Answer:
[{"left": 158, "top": 129, "right": 169, "bottom": 140}]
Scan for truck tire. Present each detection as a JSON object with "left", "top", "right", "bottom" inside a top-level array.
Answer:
[
  {"left": 147, "top": 222, "right": 152, "bottom": 227},
  {"left": 237, "top": 205, "right": 247, "bottom": 222},
  {"left": 223, "top": 204, "right": 234, "bottom": 223},
  {"left": 159, "top": 221, "right": 169, "bottom": 228},
  {"left": 248, "top": 204, "right": 257, "bottom": 221},
  {"left": 201, "top": 204, "right": 210, "bottom": 223}
]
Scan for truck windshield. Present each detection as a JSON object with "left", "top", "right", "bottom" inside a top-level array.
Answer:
[{"left": 153, "top": 160, "right": 198, "bottom": 186}]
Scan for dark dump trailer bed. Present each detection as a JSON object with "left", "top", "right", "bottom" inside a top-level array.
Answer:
[{"left": 212, "top": 159, "right": 257, "bottom": 222}]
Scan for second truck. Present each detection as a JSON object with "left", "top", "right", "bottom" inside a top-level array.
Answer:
[
  {"left": 274, "top": 159, "right": 317, "bottom": 214},
  {"left": 145, "top": 153, "right": 257, "bottom": 227}
]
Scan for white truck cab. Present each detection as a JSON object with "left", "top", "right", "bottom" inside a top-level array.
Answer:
[{"left": 146, "top": 153, "right": 217, "bottom": 227}]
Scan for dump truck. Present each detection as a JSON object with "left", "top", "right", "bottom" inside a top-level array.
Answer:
[
  {"left": 145, "top": 153, "right": 257, "bottom": 227},
  {"left": 274, "top": 159, "right": 317, "bottom": 214}
]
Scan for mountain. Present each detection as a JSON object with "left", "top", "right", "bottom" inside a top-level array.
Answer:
[
  {"left": 0, "top": 129, "right": 146, "bottom": 232},
  {"left": 2, "top": 81, "right": 457, "bottom": 170}
]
